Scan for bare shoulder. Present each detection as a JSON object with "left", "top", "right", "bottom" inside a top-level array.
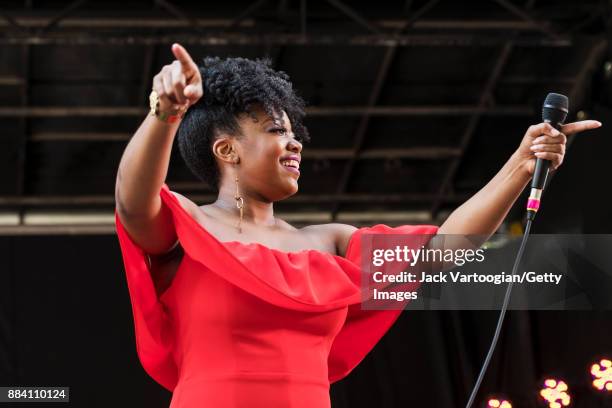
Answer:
[
  {"left": 169, "top": 190, "right": 199, "bottom": 216},
  {"left": 300, "top": 223, "right": 358, "bottom": 257},
  {"left": 165, "top": 191, "right": 358, "bottom": 256}
]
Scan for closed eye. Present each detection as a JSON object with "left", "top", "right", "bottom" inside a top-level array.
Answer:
[{"left": 270, "top": 127, "right": 303, "bottom": 144}]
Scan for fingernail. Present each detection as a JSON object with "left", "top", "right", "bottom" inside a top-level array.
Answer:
[
  {"left": 552, "top": 129, "right": 560, "bottom": 136},
  {"left": 596, "top": 121, "right": 602, "bottom": 127}
]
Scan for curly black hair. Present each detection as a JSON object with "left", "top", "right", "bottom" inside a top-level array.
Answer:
[{"left": 176, "top": 56, "right": 310, "bottom": 191}]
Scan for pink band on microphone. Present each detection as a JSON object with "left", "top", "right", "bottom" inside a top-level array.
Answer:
[{"left": 527, "top": 198, "right": 540, "bottom": 211}]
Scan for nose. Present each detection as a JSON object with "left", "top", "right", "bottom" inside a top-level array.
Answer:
[{"left": 287, "top": 138, "right": 302, "bottom": 154}]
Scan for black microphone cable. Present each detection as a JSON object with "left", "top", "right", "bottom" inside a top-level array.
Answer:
[{"left": 464, "top": 218, "right": 532, "bottom": 408}]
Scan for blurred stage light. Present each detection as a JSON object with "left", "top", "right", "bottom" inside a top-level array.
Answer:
[
  {"left": 539, "top": 379, "right": 571, "bottom": 408},
  {"left": 487, "top": 398, "right": 512, "bottom": 407},
  {"left": 591, "top": 358, "right": 612, "bottom": 391}
]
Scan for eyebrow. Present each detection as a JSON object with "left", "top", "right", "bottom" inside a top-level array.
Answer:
[{"left": 264, "top": 117, "right": 284, "bottom": 127}]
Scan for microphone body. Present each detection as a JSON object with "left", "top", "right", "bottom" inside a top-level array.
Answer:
[{"left": 526, "top": 93, "right": 568, "bottom": 220}]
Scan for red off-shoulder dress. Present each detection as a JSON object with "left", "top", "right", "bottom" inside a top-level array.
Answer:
[{"left": 114, "top": 183, "right": 438, "bottom": 407}]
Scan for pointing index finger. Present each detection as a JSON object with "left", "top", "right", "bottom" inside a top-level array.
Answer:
[
  {"left": 171, "top": 43, "right": 197, "bottom": 74},
  {"left": 561, "top": 120, "right": 602, "bottom": 135}
]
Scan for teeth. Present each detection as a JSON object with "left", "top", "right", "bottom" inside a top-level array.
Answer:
[{"left": 281, "top": 160, "right": 299, "bottom": 169}]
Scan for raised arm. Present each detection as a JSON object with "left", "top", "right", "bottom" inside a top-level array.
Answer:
[
  {"left": 329, "top": 120, "right": 601, "bottom": 270},
  {"left": 438, "top": 120, "right": 601, "bottom": 239},
  {"left": 115, "top": 43, "right": 203, "bottom": 255}
]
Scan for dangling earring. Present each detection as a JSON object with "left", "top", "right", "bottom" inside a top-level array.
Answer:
[{"left": 234, "top": 166, "right": 244, "bottom": 233}]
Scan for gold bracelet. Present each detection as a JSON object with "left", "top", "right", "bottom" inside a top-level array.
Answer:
[{"left": 149, "top": 90, "right": 188, "bottom": 124}]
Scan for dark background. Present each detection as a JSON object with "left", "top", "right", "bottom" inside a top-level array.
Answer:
[{"left": 1, "top": 1, "right": 612, "bottom": 407}]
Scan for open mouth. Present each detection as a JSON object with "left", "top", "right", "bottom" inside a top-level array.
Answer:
[{"left": 280, "top": 159, "right": 300, "bottom": 175}]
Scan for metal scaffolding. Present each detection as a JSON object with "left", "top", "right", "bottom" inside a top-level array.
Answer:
[{"left": 0, "top": 0, "right": 607, "bottom": 232}]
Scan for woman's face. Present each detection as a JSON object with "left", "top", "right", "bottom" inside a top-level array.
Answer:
[{"left": 232, "top": 105, "right": 303, "bottom": 202}]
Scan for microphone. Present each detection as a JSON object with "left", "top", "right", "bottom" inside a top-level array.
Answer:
[
  {"left": 466, "top": 93, "right": 570, "bottom": 408},
  {"left": 526, "top": 93, "right": 569, "bottom": 221}
]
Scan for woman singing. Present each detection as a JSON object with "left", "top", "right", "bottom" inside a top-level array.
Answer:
[{"left": 114, "top": 43, "right": 600, "bottom": 407}]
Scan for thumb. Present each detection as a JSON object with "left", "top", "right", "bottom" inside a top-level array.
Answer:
[{"left": 184, "top": 83, "right": 203, "bottom": 100}]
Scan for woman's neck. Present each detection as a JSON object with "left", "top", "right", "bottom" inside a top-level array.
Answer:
[{"left": 213, "top": 184, "right": 276, "bottom": 227}]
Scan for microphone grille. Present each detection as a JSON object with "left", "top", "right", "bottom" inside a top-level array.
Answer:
[
  {"left": 542, "top": 92, "right": 569, "bottom": 124},
  {"left": 543, "top": 92, "right": 568, "bottom": 111}
]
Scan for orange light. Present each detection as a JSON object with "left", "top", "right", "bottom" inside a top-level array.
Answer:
[
  {"left": 487, "top": 398, "right": 512, "bottom": 408},
  {"left": 591, "top": 359, "right": 612, "bottom": 391},
  {"left": 539, "top": 378, "right": 571, "bottom": 408}
]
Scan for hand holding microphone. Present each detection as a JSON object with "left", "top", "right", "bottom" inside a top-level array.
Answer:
[
  {"left": 514, "top": 95, "right": 600, "bottom": 177},
  {"left": 512, "top": 93, "right": 601, "bottom": 219}
]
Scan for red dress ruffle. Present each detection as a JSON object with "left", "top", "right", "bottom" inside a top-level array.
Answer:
[{"left": 114, "top": 183, "right": 438, "bottom": 407}]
